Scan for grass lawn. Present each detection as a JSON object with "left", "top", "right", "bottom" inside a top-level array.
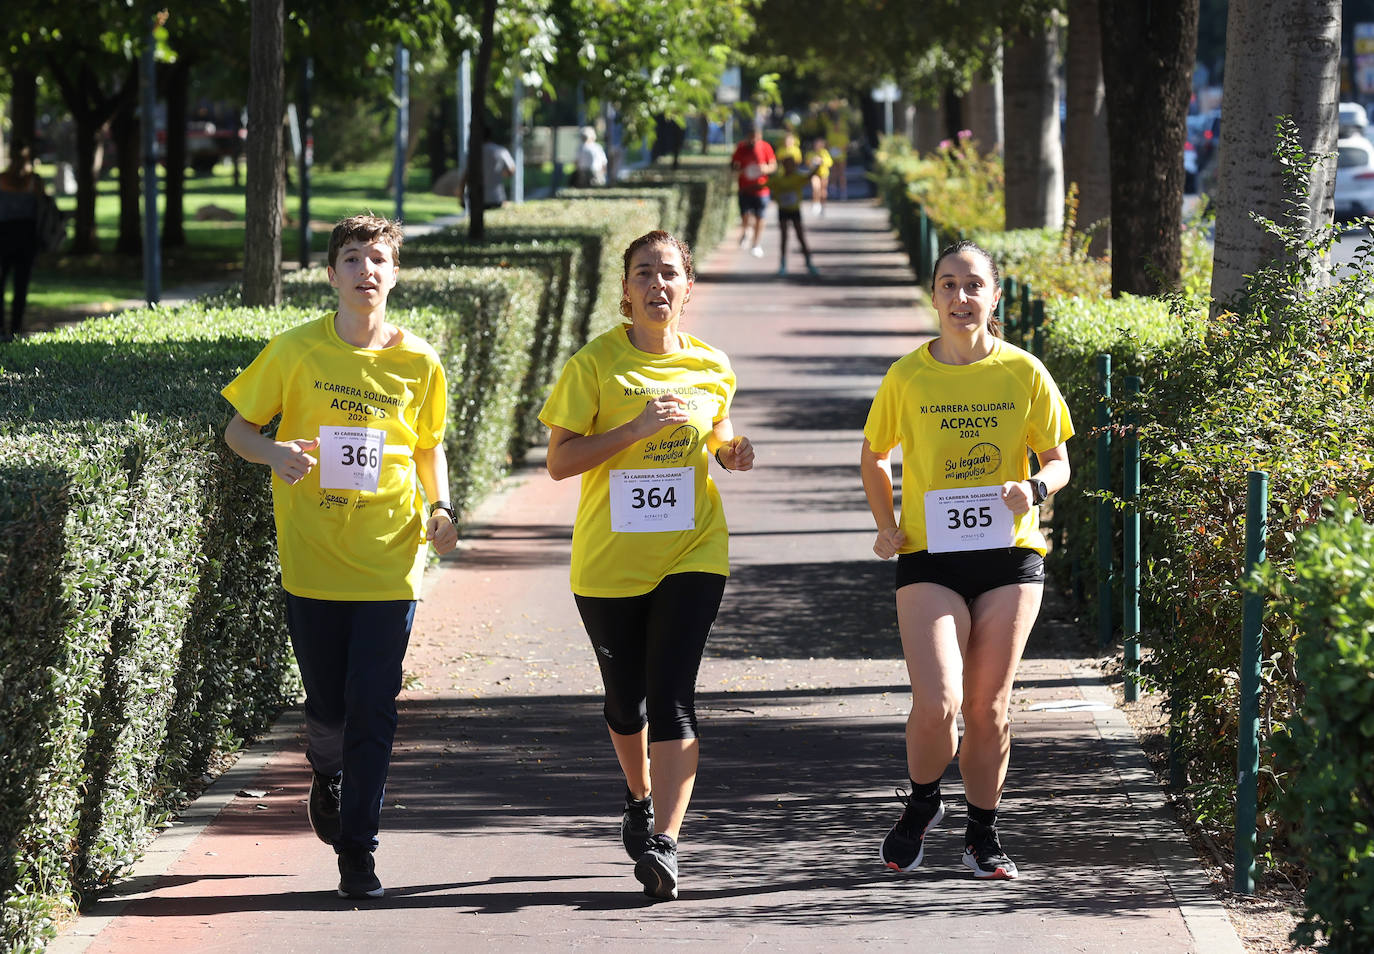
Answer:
[{"left": 26, "top": 159, "right": 560, "bottom": 318}]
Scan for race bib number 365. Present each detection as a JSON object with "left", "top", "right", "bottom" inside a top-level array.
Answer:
[
  {"left": 318, "top": 426, "right": 385, "bottom": 493},
  {"left": 923, "top": 485, "right": 1015, "bottom": 553},
  {"left": 609, "top": 468, "right": 695, "bottom": 533}
]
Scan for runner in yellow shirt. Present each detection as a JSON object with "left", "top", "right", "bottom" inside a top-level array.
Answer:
[
  {"left": 860, "top": 240, "right": 1073, "bottom": 881},
  {"left": 807, "top": 137, "right": 833, "bottom": 216},
  {"left": 222, "top": 214, "right": 458, "bottom": 900},
  {"left": 540, "top": 229, "right": 754, "bottom": 901}
]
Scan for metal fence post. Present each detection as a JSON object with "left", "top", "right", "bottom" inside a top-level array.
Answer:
[
  {"left": 1123, "top": 376, "right": 1141, "bottom": 702},
  {"left": 1235, "top": 469, "right": 1269, "bottom": 895},
  {"left": 1097, "top": 353, "right": 1114, "bottom": 649},
  {"left": 1031, "top": 299, "right": 1045, "bottom": 357}
]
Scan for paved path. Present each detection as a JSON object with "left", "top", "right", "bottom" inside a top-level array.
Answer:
[{"left": 54, "top": 198, "right": 1244, "bottom": 954}]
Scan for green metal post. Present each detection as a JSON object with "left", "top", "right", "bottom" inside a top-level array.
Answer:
[
  {"left": 917, "top": 205, "right": 929, "bottom": 283},
  {"left": 1020, "top": 282, "right": 1032, "bottom": 347},
  {"left": 1031, "top": 299, "right": 1045, "bottom": 357},
  {"left": 1123, "top": 376, "right": 1141, "bottom": 702},
  {"left": 1235, "top": 470, "right": 1269, "bottom": 895},
  {"left": 1096, "top": 354, "right": 1113, "bottom": 649}
]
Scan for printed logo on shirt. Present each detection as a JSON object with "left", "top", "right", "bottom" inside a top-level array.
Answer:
[
  {"left": 944, "top": 442, "right": 1003, "bottom": 482},
  {"left": 644, "top": 424, "right": 700, "bottom": 465},
  {"left": 919, "top": 400, "right": 1017, "bottom": 439},
  {"left": 313, "top": 378, "right": 403, "bottom": 424}
]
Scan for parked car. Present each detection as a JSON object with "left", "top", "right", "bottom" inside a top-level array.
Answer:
[
  {"left": 1183, "top": 139, "right": 1198, "bottom": 194},
  {"left": 1339, "top": 102, "right": 1369, "bottom": 139},
  {"left": 1194, "top": 110, "right": 1221, "bottom": 170},
  {"left": 1334, "top": 135, "right": 1374, "bottom": 220}
]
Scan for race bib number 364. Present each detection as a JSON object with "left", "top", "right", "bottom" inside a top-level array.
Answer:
[
  {"left": 609, "top": 468, "right": 695, "bottom": 532},
  {"left": 923, "top": 485, "right": 1014, "bottom": 553},
  {"left": 318, "top": 426, "right": 385, "bottom": 493}
]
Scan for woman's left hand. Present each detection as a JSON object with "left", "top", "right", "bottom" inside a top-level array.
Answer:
[
  {"left": 717, "top": 436, "right": 755, "bottom": 472},
  {"left": 1000, "top": 480, "right": 1033, "bottom": 516},
  {"left": 427, "top": 511, "right": 460, "bottom": 555}
]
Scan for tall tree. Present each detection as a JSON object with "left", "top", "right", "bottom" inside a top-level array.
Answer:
[
  {"left": 1100, "top": 0, "right": 1197, "bottom": 296},
  {"left": 1063, "top": 0, "right": 1109, "bottom": 255},
  {"left": 244, "top": 0, "right": 285, "bottom": 306},
  {"left": 467, "top": 0, "right": 498, "bottom": 241},
  {"left": 1209, "top": 0, "right": 1339, "bottom": 310},
  {"left": 1002, "top": 16, "right": 1063, "bottom": 230}
]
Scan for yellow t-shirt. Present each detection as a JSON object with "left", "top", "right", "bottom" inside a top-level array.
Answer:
[
  {"left": 539, "top": 325, "right": 736, "bottom": 598},
  {"left": 775, "top": 142, "right": 803, "bottom": 166},
  {"left": 863, "top": 338, "right": 1074, "bottom": 555},
  {"left": 222, "top": 314, "right": 448, "bottom": 600},
  {"left": 768, "top": 170, "right": 810, "bottom": 211},
  {"left": 807, "top": 149, "right": 833, "bottom": 176}
]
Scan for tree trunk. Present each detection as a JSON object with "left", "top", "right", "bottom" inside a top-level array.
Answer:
[
  {"left": 8, "top": 66, "right": 39, "bottom": 150},
  {"left": 162, "top": 58, "right": 193, "bottom": 249},
  {"left": 47, "top": 59, "right": 127, "bottom": 254},
  {"left": 1003, "top": 20, "right": 1063, "bottom": 230},
  {"left": 244, "top": 0, "right": 285, "bottom": 307},
  {"left": 112, "top": 67, "right": 142, "bottom": 256},
  {"left": 468, "top": 0, "right": 498, "bottom": 242},
  {"left": 1208, "top": 0, "right": 1340, "bottom": 311},
  {"left": 1064, "top": 0, "right": 1111, "bottom": 256},
  {"left": 964, "top": 61, "right": 1004, "bottom": 156},
  {"left": 913, "top": 100, "right": 944, "bottom": 154},
  {"left": 1100, "top": 1, "right": 1198, "bottom": 296}
]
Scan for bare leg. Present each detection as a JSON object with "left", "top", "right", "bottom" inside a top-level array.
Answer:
[
  {"left": 648, "top": 738, "right": 698, "bottom": 839},
  {"left": 751, "top": 212, "right": 765, "bottom": 250},
  {"left": 609, "top": 725, "right": 651, "bottom": 800},
  {"left": 959, "top": 584, "right": 1042, "bottom": 808},
  {"left": 778, "top": 214, "right": 790, "bottom": 267},
  {"left": 896, "top": 582, "right": 970, "bottom": 783},
  {"left": 794, "top": 218, "right": 813, "bottom": 266}
]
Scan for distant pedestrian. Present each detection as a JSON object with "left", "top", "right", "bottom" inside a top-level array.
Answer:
[
  {"left": 574, "top": 126, "right": 608, "bottom": 187},
  {"left": 860, "top": 240, "right": 1074, "bottom": 881},
  {"left": 458, "top": 130, "right": 517, "bottom": 210},
  {"left": 221, "top": 213, "right": 458, "bottom": 900},
  {"left": 730, "top": 124, "right": 777, "bottom": 257},
  {"left": 0, "top": 143, "right": 44, "bottom": 342},
  {"left": 540, "top": 229, "right": 754, "bottom": 901},
  {"left": 768, "top": 155, "right": 818, "bottom": 277},
  {"left": 807, "top": 136, "right": 833, "bottom": 216}
]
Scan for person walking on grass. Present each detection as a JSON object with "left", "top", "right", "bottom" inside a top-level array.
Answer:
[
  {"left": 860, "top": 240, "right": 1074, "bottom": 881},
  {"left": 540, "top": 229, "right": 754, "bottom": 901},
  {"left": 222, "top": 213, "right": 458, "bottom": 900}
]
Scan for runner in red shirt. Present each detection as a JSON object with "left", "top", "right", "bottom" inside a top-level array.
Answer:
[{"left": 730, "top": 125, "right": 777, "bottom": 257}]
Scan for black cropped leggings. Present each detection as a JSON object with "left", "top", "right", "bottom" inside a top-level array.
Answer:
[{"left": 574, "top": 572, "right": 726, "bottom": 743}]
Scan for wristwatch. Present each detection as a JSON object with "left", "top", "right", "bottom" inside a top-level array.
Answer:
[
  {"left": 430, "top": 500, "right": 456, "bottom": 521},
  {"left": 1029, "top": 478, "right": 1048, "bottom": 506}
]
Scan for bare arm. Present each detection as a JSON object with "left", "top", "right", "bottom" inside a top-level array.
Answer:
[
  {"left": 709, "top": 418, "right": 754, "bottom": 472},
  {"left": 1000, "top": 442, "right": 1072, "bottom": 515},
  {"left": 544, "top": 394, "right": 690, "bottom": 481},
  {"left": 224, "top": 412, "right": 319, "bottom": 485},
  {"left": 861, "top": 438, "right": 905, "bottom": 559},
  {"left": 415, "top": 443, "right": 458, "bottom": 555}
]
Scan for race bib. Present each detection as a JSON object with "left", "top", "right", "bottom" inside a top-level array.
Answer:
[
  {"left": 780, "top": 190, "right": 800, "bottom": 207},
  {"left": 923, "top": 485, "right": 1014, "bottom": 553},
  {"left": 609, "top": 468, "right": 695, "bottom": 533},
  {"left": 318, "top": 426, "right": 385, "bottom": 493}
]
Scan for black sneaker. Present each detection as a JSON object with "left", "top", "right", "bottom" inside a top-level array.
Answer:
[
  {"left": 634, "top": 833, "right": 678, "bottom": 901},
  {"left": 962, "top": 822, "right": 1020, "bottom": 880},
  {"left": 308, "top": 771, "right": 342, "bottom": 844},
  {"left": 621, "top": 788, "right": 655, "bottom": 860},
  {"left": 337, "top": 845, "right": 385, "bottom": 898},
  {"left": 879, "top": 791, "right": 945, "bottom": 872}
]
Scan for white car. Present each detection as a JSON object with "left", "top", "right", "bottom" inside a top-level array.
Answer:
[
  {"left": 1335, "top": 135, "right": 1374, "bottom": 220},
  {"left": 1340, "top": 102, "right": 1369, "bottom": 139}
]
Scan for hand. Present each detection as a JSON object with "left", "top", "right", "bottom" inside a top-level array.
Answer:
[
  {"left": 716, "top": 435, "right": 755, "bottom": 472},
  {"left": 631, "top": 394, "right": 689, "bottom": 438},
  {"left": 873, "top": 526, "right": 906, "bottom": 559},
  {"left": 1001, "top": 480, "right": 1034, "bottom": 516},
  {"left": 427, "top": 511, "right": 459, "bottom": 555},
  {"left": 269, "top": 437, "right": 319, "bottom": 485}
]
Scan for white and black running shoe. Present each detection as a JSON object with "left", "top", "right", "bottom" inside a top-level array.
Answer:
[
  {"left": 634, "top": 833, "right": 679, "bottom": 901},
  {"left": 621, "top": 788, "right": 655, "bottom": 860},
  {"left": 336, "top": 845, "right": 384, "bottom": 899},
  {"left": 879, "top": 791, "right": 945, "bottom": 872},
  {"left": 962, "top": 822, "right": 1020, "bottom": 880}
]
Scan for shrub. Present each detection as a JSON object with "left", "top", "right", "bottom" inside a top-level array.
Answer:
[{"left": 1269, "top": 500, "right": 1374, "bottom": 954}]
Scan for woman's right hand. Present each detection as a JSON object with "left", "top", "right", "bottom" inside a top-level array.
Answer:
[
  {"left": 630, "top": 393, "right": 689, "bottom": 438},
  {"left": 873, "top": 526, "right": 906, "bottom": 560}
]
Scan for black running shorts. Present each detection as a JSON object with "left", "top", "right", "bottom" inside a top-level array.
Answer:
[{"left": 895, "top": 547, "right": 1044, "bottom": 602}]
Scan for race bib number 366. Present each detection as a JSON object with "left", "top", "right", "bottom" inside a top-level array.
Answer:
[
  {"left": 318, "top": 426, "right": 385, "bottom": 493},
  {"left": 609, "top": 468, "right": 695, "bottom": 532},
  {"left": 923, "top": 485, "right": 1015, "bottom": 553}
]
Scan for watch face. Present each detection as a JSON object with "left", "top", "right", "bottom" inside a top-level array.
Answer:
[{"left": 1032, "top": 479, "right": 1048, "bottom": 504}]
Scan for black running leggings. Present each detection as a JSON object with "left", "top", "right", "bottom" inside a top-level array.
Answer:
[{"left": 574, "top": 572, "right": 726, "bottom": 743}]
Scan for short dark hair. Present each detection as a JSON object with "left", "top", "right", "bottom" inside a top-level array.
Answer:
[{"left": 327, "top": 213, "right": 404, "bottom": 269}]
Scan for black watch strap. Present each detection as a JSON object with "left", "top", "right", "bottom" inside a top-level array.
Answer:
[
  {"left": 1030, "top": 478, "right": 1048, "bottom": 506},
  {"left": 430, "top": 500, "right": 455, "bottom": 520}
]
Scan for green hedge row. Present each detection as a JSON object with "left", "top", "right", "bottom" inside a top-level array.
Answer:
[{"left": 0, "top": 167, "right": 734, "bottom": 951}]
